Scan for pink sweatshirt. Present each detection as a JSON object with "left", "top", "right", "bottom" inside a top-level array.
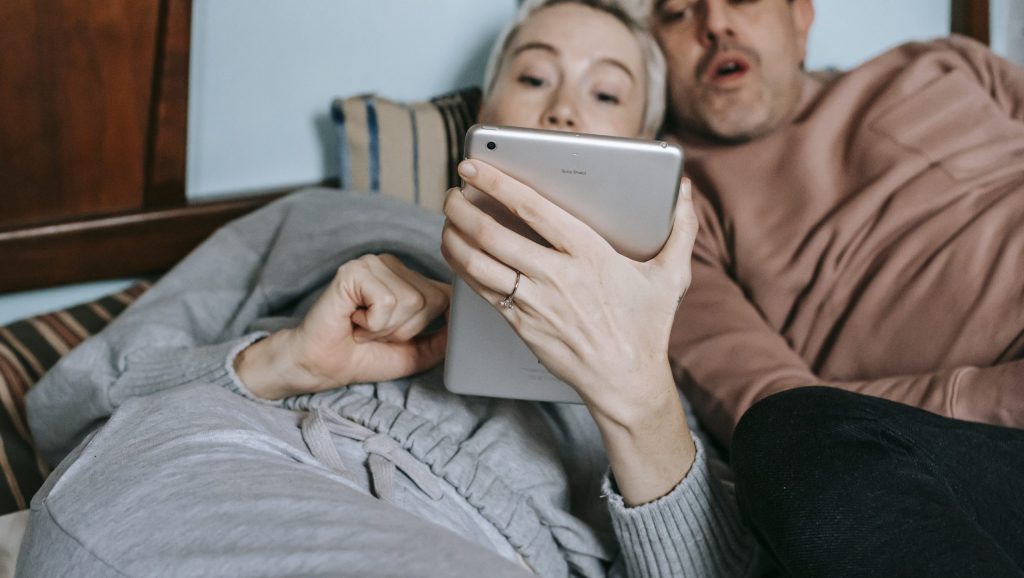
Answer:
[{"left": 669, "top": 36, "right": 1024, "bottom": 445}]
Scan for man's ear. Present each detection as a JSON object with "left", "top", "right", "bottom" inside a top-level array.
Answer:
[{"left": 792, "top": 0, "right": 815, "bottom": 64}]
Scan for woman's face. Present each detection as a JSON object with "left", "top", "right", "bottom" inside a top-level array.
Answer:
[{"left": 480, "top": 3, "right": 648, "bottom": 138}]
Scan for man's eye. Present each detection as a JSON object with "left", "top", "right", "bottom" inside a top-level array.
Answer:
[
  {"left": 659, "top": 4, "right": 694, "bottom": 23},
  {"left": 517, "top": 75, "right": 546, "bottom": 88},
  {"left": 596, "top": 92, "right": 620, "bottom": 105}
]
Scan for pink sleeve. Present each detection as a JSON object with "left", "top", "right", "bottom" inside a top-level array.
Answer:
[
  {"left": 670, "top": 193, "right": 1024, "bottom": 446},
  {"left": 669, "top": 193, "right": 819, "bottom": 445}
]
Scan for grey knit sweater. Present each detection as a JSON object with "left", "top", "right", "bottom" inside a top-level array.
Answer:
[{"left": 26, "top": 188, "right": 759, "bottom": 577}]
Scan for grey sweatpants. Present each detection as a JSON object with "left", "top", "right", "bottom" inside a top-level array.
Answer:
[{"left": 17, "top": 385, "right": 534, "bottom": 577}]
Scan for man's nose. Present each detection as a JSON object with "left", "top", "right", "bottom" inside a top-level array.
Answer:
[{"left": 699, "top": 0, "right": 736, "bottom": 48}]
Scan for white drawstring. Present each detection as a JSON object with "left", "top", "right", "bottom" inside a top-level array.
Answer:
[{"left": 300, "top": 406, "right": 444, "bottom": 503}]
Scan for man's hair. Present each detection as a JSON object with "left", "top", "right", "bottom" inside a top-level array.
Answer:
[{"left": 482, "top": 0, "right": 666, "bottom": 136}]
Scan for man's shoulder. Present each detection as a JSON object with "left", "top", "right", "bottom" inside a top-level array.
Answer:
[
  {"left": 852, "top": 34, "right": 996, "bottom": 76},
  {"left": 814, "top": 34, "right": 1002, "bottom": 123}
]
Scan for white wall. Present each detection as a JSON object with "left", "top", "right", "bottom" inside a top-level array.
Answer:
[
  {"left": 0, "top": 280, "right": 138, "bottom": 326},
  {"left": 807, "top": 0, "right": 951, "bottom": 70},
  {"left": 186, "top": 0, "right": 955, "bottom": 201},
  {"left": 187, "top": 0, "right": 518, "bottom": 200},
  {"left": 991, "top": 0, "right": 1024, "bottom": 66},
  {"left": 0, "top": 1, "right": 975, "bottom": 323},
  {"left": 1, "top": 2, "right": 519, "bottom": 323}
]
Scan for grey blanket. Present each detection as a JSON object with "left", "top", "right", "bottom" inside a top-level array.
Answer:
[{"left": 22, "top": 189, "right": 757, "bottom": 577}]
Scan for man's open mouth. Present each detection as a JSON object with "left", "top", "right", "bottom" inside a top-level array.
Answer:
[{"left": 706, "top": 54, "right": 752, "bottom": 84}]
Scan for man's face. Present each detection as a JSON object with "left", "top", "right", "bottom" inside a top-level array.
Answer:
[{"left": 654, "top": 0, "right": 814, "bottom": 143}]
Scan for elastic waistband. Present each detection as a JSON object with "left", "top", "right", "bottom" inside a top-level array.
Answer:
[{"left": 290, "top": 385, "right": 610, "bottom": 577}]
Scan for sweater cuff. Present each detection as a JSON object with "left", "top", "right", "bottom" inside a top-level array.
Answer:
[
  {"left": 603, "top": 436, "right": 759, "bottom": 578},
  {"left": 108, "top": 333, "right": 285, "bottom": 407}
]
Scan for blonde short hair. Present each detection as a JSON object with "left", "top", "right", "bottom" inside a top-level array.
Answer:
[{"left": 482, "top": 0, "right": 665, "bottom": 136}]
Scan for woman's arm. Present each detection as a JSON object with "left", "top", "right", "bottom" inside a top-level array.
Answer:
[
  {"left": 236, "top": 254, "right": 450, "bottom": 400},
  {"left": 26, "top": 189, "right": 449, "bottom": 466},
  {"left": 442, "top": 159, "right": 699, "bottom": 505},
  {"left": 443, "top": 161, "right": 761, "bottom": 576},
  {"left": 603, "top": 434, "right": 761, "bottom": 578}
]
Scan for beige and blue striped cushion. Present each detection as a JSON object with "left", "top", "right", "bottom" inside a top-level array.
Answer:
[
  {"left": 0, "top": 282, "right": 150, "bottom": 514},
  {"left": 332, "top": 87, "right": 481, "bottom": 212}
]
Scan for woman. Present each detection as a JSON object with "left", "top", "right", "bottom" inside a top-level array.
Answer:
[{"left": 20, "top": 1, "right": 757, "bottom": 576}]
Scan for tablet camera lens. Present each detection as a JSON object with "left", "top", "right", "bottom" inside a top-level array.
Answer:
[{"left": 487, "top": 141, "right": 497, "bottom": 150}]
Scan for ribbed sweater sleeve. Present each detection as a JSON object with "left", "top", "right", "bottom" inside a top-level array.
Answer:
[
  {"left": 26, "top": 189, "right": 447, "bottom": 466},
  {"left": 27, "top": 215, "right": 278, "bottom": 466},
  {"left": 603, "top": 436, "right": 760, "bottom": 578},
  {"left": 109, "top": 334, "right": 269, "bottom": 404}
]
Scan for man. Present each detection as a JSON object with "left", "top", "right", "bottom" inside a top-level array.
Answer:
[{"left": 652, "top": 0, "right": 1024, "bottom": 576}]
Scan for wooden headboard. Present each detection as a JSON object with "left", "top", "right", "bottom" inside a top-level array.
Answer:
[
  {"left": 0, "top": 0, "right": 992, "bottom": 294},
  {"left": 0, "top": 0, "right": 289, "bottom": 294}
]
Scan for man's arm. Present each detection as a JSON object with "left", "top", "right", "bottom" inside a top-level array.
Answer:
[{"left": 670, "top": 197, "right": 1023, "bottom": 446}]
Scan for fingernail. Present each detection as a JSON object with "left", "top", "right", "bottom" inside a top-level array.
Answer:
[
  {"left": 458, "top": 160, "right": 477, "bottom": 179},
  {"left": 681, "top": 178, "right": 692, "bottom": 199}
]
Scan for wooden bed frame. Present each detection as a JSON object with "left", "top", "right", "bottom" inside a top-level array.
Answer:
[
  {"left": 0, "top": 0, "right": 295, "bottom": 294},
  {"left": 0, "top": 0, "right": 992, "bottom": 294}
]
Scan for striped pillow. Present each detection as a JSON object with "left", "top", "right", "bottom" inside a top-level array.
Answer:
[
  {"left": 0, "top": 282, "right": 151, "bottom": 514},
  {"left": 332, "top": 87, "right": 482, "bottom": 212}
]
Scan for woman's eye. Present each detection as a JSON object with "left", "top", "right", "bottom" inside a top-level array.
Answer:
[
  {"left": 596, "top": 92, "right": 620, "bottom": 105},
  {"left": 517, "top": 75, "right": 546, "bottom": 88}
]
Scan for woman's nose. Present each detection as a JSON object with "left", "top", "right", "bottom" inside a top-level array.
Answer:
[{"left": 542, "top": 93, "right": 578, "bottom": 130}]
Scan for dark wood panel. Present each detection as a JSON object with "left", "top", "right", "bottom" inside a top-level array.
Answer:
[
  {"left": 952, "top": 0, "right": 990, "bottom": 45},
  {"left": 144, "top": 0, "right": 192, "bottom": 208},
  {"left": 0, "top": 0, "right": 160, "bottom": 230},
  {"left": 0, "top": 195, "right": 283, "bottom": 294}
]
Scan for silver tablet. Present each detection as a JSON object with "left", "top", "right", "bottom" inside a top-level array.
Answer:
[{"left": 444, "top": 125, "right": 684, "bottom": 403}]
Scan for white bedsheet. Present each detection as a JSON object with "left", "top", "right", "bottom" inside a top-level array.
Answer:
[{"left": 0, "top": 510, "right": 27, "bottom": 578}]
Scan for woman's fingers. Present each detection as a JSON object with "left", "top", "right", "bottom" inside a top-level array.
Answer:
[
  {"left": 457, "top": 160, "right": 606, "bottom": 257},
  {"left": 349, "top": 255, "right": 451, "bottom": 343},
  {"left": 443, "top": 186, "right": 552, "bottom": 278},
  {"left": 349, "top": 256, "right": 422, "bottom": 339},
  {"left": 441, "top": 220, "right": 533, "bottom": 312},
  {"left": 376, "top": 255, "right": 451, "bottom": 342},
  {"left": 378, "top": 254, "right": 450, "bottom": 314},
  {"left": 650, "top": 179, "right": 698, "bottom": 292},
  {"left": 349, "top": 327, "right": 449, "bottom": 384},
  {"left": 270, "top": 254, "right": 451, "bottom": 395},
  {"left": 338, "top": 259, "right": 398, "bottom": 335}
]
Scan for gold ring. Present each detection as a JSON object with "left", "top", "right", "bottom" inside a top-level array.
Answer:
[{"left": 499, "top": 270, "right": 521, "bottom": 310}]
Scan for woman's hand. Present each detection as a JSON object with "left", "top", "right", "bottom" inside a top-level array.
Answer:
[
  {"left": 235, "top": 254, "right": 450, "bottom": 400},
  {"left": 442, "top": 159, "right": 699, "bottom": 505}
]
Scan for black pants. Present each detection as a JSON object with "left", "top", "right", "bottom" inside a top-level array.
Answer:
[{"left": 731, "top": 387, "right": 1024, "bottom": 578}]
